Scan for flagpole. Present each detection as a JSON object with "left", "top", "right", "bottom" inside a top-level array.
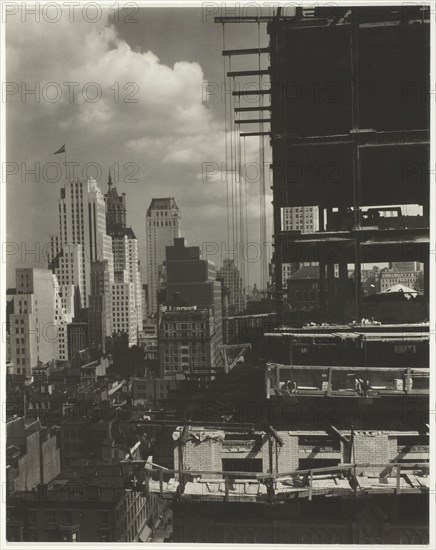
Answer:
[{"left": 64, "top": 145, "right": 67, "bottom": 181}]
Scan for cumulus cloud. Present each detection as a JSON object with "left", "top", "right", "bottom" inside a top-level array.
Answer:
[{"left": 5, "top": 7, "right": 271, "bottom": 286}]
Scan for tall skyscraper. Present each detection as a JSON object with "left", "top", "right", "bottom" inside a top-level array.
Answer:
[
  {"left": 105, "top": 171, "right": 126, "bottom": 229},
  {"left": 56, "top": 178, "right": 114, "bottom": 308},
  {"left": 217, "top": 258, "right": 245, "bottom": 315},
  {"left": 88, "top": 260, "right": 112, "bottom": 352},
  {"left": 145, "top": 198, "right": 181, "bottom": 316},
  {"left": 10, "top": 268, "right": 57, "bottom": 376},
  {"left": 105, "top": 173, "right": 143, "bottom": 346}
]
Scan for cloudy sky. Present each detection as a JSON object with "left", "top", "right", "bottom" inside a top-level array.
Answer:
[{"left": 6, "top": 5, "right": 272, "bottom": 287}]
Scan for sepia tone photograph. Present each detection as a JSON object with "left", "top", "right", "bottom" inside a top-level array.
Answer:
[{"left": 1, "top": 1, "right": 433, "bottom": 546}]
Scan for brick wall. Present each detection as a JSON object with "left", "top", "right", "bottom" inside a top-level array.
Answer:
[
  {"left": 174, "top": 436, "right": 223, "bottom": 479},
  {"left": 277, "top": 432, "right": 299, "bottom": 473},
  {"left": 353, "top": 432, "right": 390, "bottom": 475},
  {"left": 388, "top": 436, "right": 398, "bottom": 462}
]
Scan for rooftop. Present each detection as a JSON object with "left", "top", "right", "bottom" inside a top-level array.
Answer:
[{"left": 147, "top": 197, "right": 179, "bottom": 215}]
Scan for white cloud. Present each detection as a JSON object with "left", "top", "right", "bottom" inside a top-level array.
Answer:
[{"left": 6, "top": 7, "right": 272, "bottom": 286}]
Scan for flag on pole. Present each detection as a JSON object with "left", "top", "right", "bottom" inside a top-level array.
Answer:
[{"left": 54, "top": 144, "right": 66, "bottom": 155}]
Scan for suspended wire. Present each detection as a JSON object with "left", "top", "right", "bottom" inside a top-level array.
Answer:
[
  {"left": 258, "top": 21, "right": 267, "bottom": 290},
  {"left": 231, "top": 74, "right": 239, "bottom": 268},
  {"left": 237, "top": 100, "right": 245, "bottom": 290},
  {"left": 243, "top": 136, "right": 250, "bottom": 291},
  {"left": 222, "top": 23, "right": 230, "bottom": 256},
  {"left": 229, "top": 59, "right": 237, "bottom": 262}
]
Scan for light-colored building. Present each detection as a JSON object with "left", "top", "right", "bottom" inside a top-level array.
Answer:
[
  {"left": 138, "top": 321, "right": 157, "bottom": 361},
  {"left": 10, "top": 269, "right": 57, "bottom": 376},
  {"left": 158, "top": 305, "right": 223, "bottom": 380},
  {"left": 217, "top": 258, "right": 245, "bottom": 315},
  {"left": 145, "top": 198, "right": 181, "bottom": 316},
  {"left": 106, "top": 177, "right": 143, "bottom": 346},
  {"left": 390, "top": 262, "right": 422, "bottom": 272},
  {"left": 282, "top": 206, "right": 319, "bottom": 232},
  {"left": 56, "top": 178, "right": 114, "bottom": 308},
  {"left": 111, "top": 282, "right": 137, "bottom": 346},
  {"left": 141, "top": 284, "right": 148, "bottom": 329},
  {"left": 53, "top": 278, "right": 75, "bottom": 361},
  {"left": 380, "top": 270, "right": 422, "bottom": 293},
  {"left": 281, "top": 206, "right": 319, "bottom": 288},
  {"left": 6, "top": 416, "right": 61, "bottom": 493}
]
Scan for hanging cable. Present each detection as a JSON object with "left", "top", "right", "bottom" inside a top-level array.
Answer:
[
  {"left": 258, "top": 21, "right": 267, "bottom": 290},
  {"left": 229, "top": 59, "right": 237, "bottom": 261},
  {"left": 222, "top": 23, "right": 230, "bottom": 256},
  {"left": 231, "top": 74, "right": 239, "bottom": 267},
  {"left": 243, "top": 136, "right": 250, "bottom": 291},
  {"left": 238, "top": 102, "right": 246, "bottom": 293}
]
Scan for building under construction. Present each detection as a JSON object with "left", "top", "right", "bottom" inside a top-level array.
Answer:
[
  {"left": 116, "top": 6, "right": 431, "bottom": 544},
  {"left": 268, "top": 6, "right": 429, "bottom": 324}
]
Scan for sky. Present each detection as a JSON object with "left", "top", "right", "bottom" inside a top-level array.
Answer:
[{"left": 5, "top": 6, "right": 272, "bottom": 287}]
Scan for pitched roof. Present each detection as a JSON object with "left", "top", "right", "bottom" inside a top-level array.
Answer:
[
  {"left": 147, "top": 197, "right": 179, "bottom": 215},
  {"left": 108, "top": 224, "right": 137, "bottom": 239},
  {"left": 289, "top": 266, "right": 319, "bottom": 280}
]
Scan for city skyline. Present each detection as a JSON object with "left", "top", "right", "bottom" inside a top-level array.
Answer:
[
  {"left": 5, "top": 7, "right": 272, "bottom": 288},
  {"left": 3, "top": 4, "right": 431, "bottom": 545}
]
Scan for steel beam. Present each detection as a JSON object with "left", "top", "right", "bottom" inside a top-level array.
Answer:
[
  {"left": 240, "top": 131, "right": 271, "bottom": 137},
  {"left": 235, "top": 106, "right": 271, "bottom": 112},
  {"left": 232, "top": 89, "right": 271, "bottom": 96},
  {"left": 235, "top": 118, "right": 271, "bottom": 124},
  {"left": 227, "top": 69, "right": 270, "bottom": 77},
  {"left": 215, "top": 16, "right": 275, "bottom": 23},
  {"left": 222, "top": 47, "right": 269, "bottom": 56}
]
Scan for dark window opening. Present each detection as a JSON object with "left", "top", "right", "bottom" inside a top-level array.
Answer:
[{"left": 222, "top": 458, "right": 262, "bottom": 476}]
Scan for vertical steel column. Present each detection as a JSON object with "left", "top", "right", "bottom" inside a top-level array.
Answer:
[{"left": 350, "top": 11, "right": 362, "bottom": 322}]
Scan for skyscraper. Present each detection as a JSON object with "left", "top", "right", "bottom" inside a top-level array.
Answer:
[
  {"left": 88, "top": 260, "right": 112, "bottom": 352},
  {"left": 105, "top": 173, "right": 143, "bottom": 346},
  {"left": 56, "top": 178, "right": 114, "bottom": 308},
  {"left": 145, "top": 198, "right": 181, "bottom": 316},
  {"left": 217, "top": 258, "right": 245, "bottom": 315}
]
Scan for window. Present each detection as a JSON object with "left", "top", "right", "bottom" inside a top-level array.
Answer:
[{"left": 222, "top": 458, "right": 262, "bottom": 476}]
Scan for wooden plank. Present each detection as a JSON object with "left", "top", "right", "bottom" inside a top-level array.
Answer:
[{"left": 396, "top": 465, "right": 401, "bottom": 492}]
